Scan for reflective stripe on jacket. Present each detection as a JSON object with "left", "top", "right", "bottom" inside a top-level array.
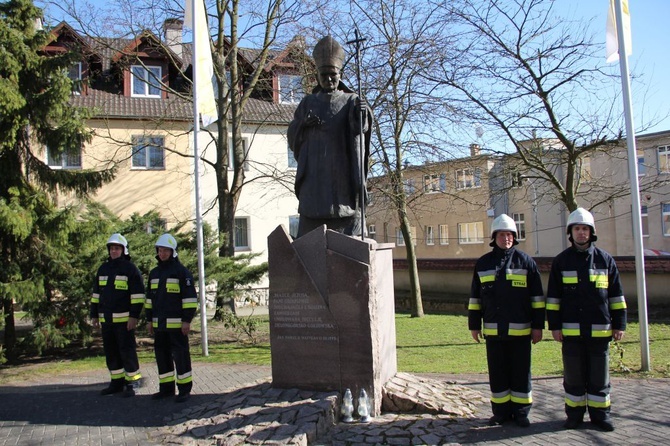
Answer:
[
  {"left": 90, "top": 257, "right": 145, "bottom": 324},
  {"left": 546, "top": 244, "right": 627, "bottom": 339},
  {"left": 145, "top": 257, "right": 197, "bottom": 331},
  {"left": 468, "top": 246, "right": 545, "bottom": 337}
]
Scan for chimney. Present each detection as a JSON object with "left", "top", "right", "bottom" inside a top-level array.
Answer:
[
  {"left": 163, "top": 18, "right": 184, "bottom": 60},
  {"left": 470, "top": 143, "right": 481, "bottom": 157}
]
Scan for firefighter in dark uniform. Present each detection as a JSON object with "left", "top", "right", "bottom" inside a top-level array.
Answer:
[
  {"left": 146, "top": 233, "right": 198, "bottom": 403},
  {"left": 469, "top": 214, "right": 545, "bottom": 427},
  {"left": 547, "top": 208, "right": 626, "bottom": 432},
  {"left": 91, "top": 233, "right": 145, "bottom": 397}
]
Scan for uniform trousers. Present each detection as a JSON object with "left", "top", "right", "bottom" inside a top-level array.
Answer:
[
  {"left": 485, "top": 337, "right": 532, "bottom": 418},
  {"left": 562, "top": 338, "right": 611, "bottom": 422},
  {"left": 101, "top": 323, "right": 140, "bottom": 387},
  {"left": 154, "top": 330, "right": 193, "bottom": 394}
]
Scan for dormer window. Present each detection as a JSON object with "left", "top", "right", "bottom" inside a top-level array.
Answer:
[
  {"left": 67, "top": 62, "right": 82, "bottom": 94},
  {"left": 278, "top": 74, "right": 304, "bottom": 104},
  {"left": 131, "top": 65, "right": 162, "bottom": 97}
]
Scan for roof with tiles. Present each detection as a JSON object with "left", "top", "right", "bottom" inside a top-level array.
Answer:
[
  {"left": 72, "top": 90, "right": 294, "bottom": 124},
  {"left": 48, "top": 22, "right": 298, "bottom": 125},
  {"left": 72, "top": 90, "right": 192, "bottom": 120}
]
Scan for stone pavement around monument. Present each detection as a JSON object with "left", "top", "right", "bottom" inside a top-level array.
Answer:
[{"left": 1, "top": 362, "right": 669, "bottom": 445}]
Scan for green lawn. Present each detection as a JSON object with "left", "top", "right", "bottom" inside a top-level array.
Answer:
[
  {"left": 394, "top": 314, "right": 670, "bottom": 377},
  {"left": 2, "top": 313, "right": 669, "bottom": 384}
]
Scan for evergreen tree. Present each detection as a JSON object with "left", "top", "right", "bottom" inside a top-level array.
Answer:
[{"left": 0, "top": 0, "right": 113, "bottom": 361}]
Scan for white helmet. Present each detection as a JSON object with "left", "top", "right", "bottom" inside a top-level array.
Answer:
[
  {"left": 107, "top": 233, "right": 129, "bottom": 255},
  {"left": 567, "top": 207, "right": 597, "bottom": 242},
  {"left": 155, "top": 233, "right": 178, "bottom": 257},
  {"left": 490, "top": 214, "right": 518, "bottom": 247},
  {"left": 490, "top": 214, "right": 517, "bottom": 238}
]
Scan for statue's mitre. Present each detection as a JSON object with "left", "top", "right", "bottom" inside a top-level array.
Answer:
[{"left": 312, "top": 36, "right": 345, "bottom": 70}]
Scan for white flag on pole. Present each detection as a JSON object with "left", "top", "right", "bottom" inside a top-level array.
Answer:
[
  {"left": 606, "top": 0, "right": 632, "bottom": 63},
  {"left": 185, "top": 0, "right": 217, "bottom": 126}
]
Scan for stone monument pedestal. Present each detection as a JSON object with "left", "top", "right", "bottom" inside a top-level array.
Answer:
[{"left": 268, "top": 225, "right": 397, "bottom": 416}]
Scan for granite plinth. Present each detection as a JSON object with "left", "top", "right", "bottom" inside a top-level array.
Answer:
[{"left": 268, "top": 225, "right": 397, "bottom": 416}]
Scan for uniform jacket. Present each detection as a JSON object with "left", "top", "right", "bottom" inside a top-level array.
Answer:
[
  {"left": 145, "top": 256, "right": 197, "bottom": 331},
  {"left": 469, "top": 246, "right": 545, "bottom": 337},
  {"left": 90, "top": 256, "right": 145, "bottom": 324},
  {"left": 547, "top": 244, "right": 627, "bottom": 339}
]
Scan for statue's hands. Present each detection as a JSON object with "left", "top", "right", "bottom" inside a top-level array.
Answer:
[
  {"left": 303, "top": 110, "right": 322, "bottom": 127},
  {"left": 355, "top": 98, "right": 369, "bottom": 115}
]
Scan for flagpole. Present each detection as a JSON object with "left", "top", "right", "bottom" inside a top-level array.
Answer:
[
  {"left": 191, "top": 0, "right": 209, "bottom": 356},
  {"left": 613, "top": 0, "right": 649, "bottom": 370}
]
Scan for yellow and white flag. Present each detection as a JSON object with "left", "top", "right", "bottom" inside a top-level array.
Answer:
[
  {"left": 606, "top": 0, "right": 632, "bottom": 63},
  {"left": 185, "top": 0, "right": 217, "bottom": 126}
]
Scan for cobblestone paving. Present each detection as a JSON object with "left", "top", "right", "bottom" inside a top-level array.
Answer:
[{"left": 1, "top": 364, "right": 669, "bottom": 445}]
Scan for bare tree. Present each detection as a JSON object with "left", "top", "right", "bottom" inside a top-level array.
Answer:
[
  {"left": 430, "top": 0, "right": 667, "bottom": 213},
  {"left": 340, "top": 0, "right": 462, "bottom": 317}
]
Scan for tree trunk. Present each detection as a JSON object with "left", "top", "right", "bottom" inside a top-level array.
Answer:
[
  {"left": 2, "top": 296, "right": 16, "bottom": 361},
  {"left": 398, "top": 209, "right": 424, "bottom": 317},
  {"left": 218, "top": 188, "right": 236, "bottom": 257}
]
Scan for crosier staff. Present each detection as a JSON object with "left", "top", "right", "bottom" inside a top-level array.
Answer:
[{"left": 347, "top": 28, "right": 367, "bottom": 241}]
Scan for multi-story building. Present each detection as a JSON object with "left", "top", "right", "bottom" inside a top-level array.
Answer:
[
  {"left": 42, "top": 22, "right": 194, "bottom": 228},
  {"left": 368, "top": 144, "right": 495, "bottom": 259},
  {"left": 368, "top": 132, "right": 670, "bottom": 260},
  {"left": 42, "top": 20, "right": 303, "bottom": 267}
]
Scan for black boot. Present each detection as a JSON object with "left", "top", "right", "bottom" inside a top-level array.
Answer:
[
  {"left": 151, "top": 383, "right": 175, "bottom": 400},
  {"left": 100, "top": 381, "right": 124, "bottom": 396},
  {"left": 122, "top": 379, "right": 142, "bottom": 398}
]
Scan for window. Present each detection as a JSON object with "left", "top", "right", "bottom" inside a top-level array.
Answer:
[
  {"left": 395, "top": 227, "right": 415, "bottom": 246},
  {"left": 47, "top": 146, "right": 82, "bottom": 169},
  {"left": 637, "top": 150, "right": 646, "bottom": 176},
  {"left": 288, "top": 215, "right": 299, "bottom": 239},
  {"left": 396, "top": 228, "right": 405, "bottom": 246},
  {"left": 510, "top": 170, "right": 524, "bottom": 188},
  {"left": 439, "top": 224, "right": 449, "bottom": 245},
  {"left": 456, "top": 168, "right": 481, "bottom": 189},
  {"left": 403, "top": 178, "right": 416, "bottom": 196},
  {"left": 640, "top": 206, "right": 649, "bottom": 237},
  {"left": 425, "top": 226, "right": 434, "bottom": 245},
  {"left": 67, "top": 62, "right": 82, "bottom": 94},
  {"left": 659, "top": 146, "right": 670, "bottom": 174},
  {"left": 368, "top": 224, "right": 376, "bottom": 241},
  {"left": 145, "top": 218, "right": 167, "bottom": 234},
  {"left": 383, "top": 222, "right": 389, "bottom": 243},
  {"left": 662, "top": 203, "right": 670, "bottom": 236},
  {"left": 458, "top": 221, "right": 484, "bottom": 244},
  {"left": 132, "top": 136, "right": 165, "bottom": 169},
  {"left": 131, "top": 65, "right": 161, "bottom": 97},
  {"left": 513, "top": 213, "right": 526, "bottom": 241},
  {"left": 278, "top": 74, "right": 304, "bottom": 104},
  {"left": 234, "top": 217, "right": 250, "bottom": 250},
  {"left": 423, "top": 174, "right": 446, "bottom": 193},
  {"left": 287, "top": 144, "right": 297, "bottom": 168}
]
